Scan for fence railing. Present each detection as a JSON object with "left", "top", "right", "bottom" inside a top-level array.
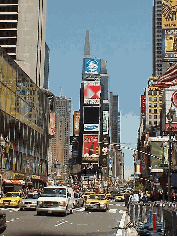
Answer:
[{"left": 128, "top": 201, "right": 177, "bottom": 235}]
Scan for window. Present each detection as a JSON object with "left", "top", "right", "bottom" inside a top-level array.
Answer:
[
  {"left": 154, "top": 109, "right": 157, "bottom": 113},
  {"left": 154, "top": 115, "right": 157, "bottom": 119}
]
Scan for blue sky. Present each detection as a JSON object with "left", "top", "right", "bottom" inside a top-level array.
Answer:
[{"left": 46, "top": 0, "right": 153, "bottom": 178}]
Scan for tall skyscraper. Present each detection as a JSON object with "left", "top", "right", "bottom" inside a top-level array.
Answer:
[
  {"left": 152, "top": 0, "right": 177, "bottom": 77},
  {"left": 55, "top": 95, "right": 72, "bottom": 166},
  {"left": 0, "top": 0, "right": 46, "bottom": 88},
  {"left": 44, "top": 42, "right": 50, "bottom": 89}
]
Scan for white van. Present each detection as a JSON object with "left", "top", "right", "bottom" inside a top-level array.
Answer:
[{"left": 36, "top": 186, "right": 74, "bottom": 216}]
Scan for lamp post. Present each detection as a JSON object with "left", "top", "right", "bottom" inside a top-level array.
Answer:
[
  {"left": 0, "top": 135, "right": 5, "bottom": 193},
  {"left": 166, "top": 106, "right": 175, "bottom": 202}
]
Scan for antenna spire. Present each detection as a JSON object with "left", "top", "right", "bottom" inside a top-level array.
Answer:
[{"left": 84, "top": 29, "right": 90, "bottom": 58}]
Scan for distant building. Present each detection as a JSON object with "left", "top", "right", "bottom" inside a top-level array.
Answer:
[
  {"left": 0, "top": 0, "right": 46, "bottom": 88},
  {"left": 44, "top": 42, "right": 50, "bottom": 89},
  {"left": 55, "top": 95, "right": 72, "bottom": 166}
]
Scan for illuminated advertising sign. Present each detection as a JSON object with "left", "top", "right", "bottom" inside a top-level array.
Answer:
[
  {"left": 165, "top": 87, "right": 177, "bottom": 131},
  {"left": 83, "top": 135, "right": 99, "bottom": 162},
  {"left": 84, "top": 81, "right": 101, "bottom": 105},
  {"left": 73, "top": 111, "right": 80, "bottom": 135},
  {"left": 49, "top": 111, "right": 55, "bottom": 136},
  {"left": 162, "top": 29, "right": 177, "bottom": 61},
  {"left": 141, "top": 95, "right": 146, "bottom": 115},
  {"left": 150, "top": 141, "right": 168, "bottom": 172},
  {"left": 84, "top": 124, "right": 99, "bottom": 131},
  {"left": 84, "top": 58, "right": 101, "bottom": 74},
  {"left": 162, "top": 0, "right": 177, "bottom": 29},
  {"left": 103, "top": 111, "right": 109, "bottom": 135},
  {"left": 84, "top": 107, "right": 99, "bottom": 123}
]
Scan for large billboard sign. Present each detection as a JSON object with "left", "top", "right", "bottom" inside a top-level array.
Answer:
[
  {"left": 84, "top": 107, "right": 99, "bottom": 124},
  {"left": 84, "top": 81, "right": 101, "bottom": 105},
  {"left": 83, "top": 135, "right": 99, "bottom": 162},
  {"left": 162, "top": 0, "right": 177, "bottom": 29},
  {"left": 84, "top": 124, "right": 99, "bottom": 131},
  {"left": 49, "top": 112, "right": 55, "bottom": 136},
  {"left": 150, "top": 141, "right": 168, "bottom": 172},
  {"left": 84, "top": 58, "right": 101, "bottom": 74},
  {"left": 165, "top": 87, "right": 177, "bottom": 131},
  {"left": 73, "top": 111, "right": 80, "bottom": 135},
  {"left": 103, "top": 111, "right": 109, "bottom": 135},
  {"left": 162, "top": 29, "right": 177, "bottom": 61}
]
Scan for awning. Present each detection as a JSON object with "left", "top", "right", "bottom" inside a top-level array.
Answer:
[{"left": 3, "top": 179, "right": 25, "bottom": 185}]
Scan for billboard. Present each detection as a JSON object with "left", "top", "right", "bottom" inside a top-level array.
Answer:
[
  {"left": 73, "top": 111, "right": 80, "bottom": 135},
  {"left": 162, "top": 0, "right": 177, "bottom": 29},
  {"left": 151, "top": 141, "right": 166, "bottom": 172},
  {"left": 84, "top": 58, "right": 101, "bottom": 74},
  {"left": 82, "top": 135, "right": 99, "bottom": 162},
  {"left": 49, "top": 111, "right": 55, "bottom": 136},
  {"left": 103, "top": 111, "right": 109, "bottom": 135},
  {"left": 84, "top": 124, "right": 99, "bottom": 131},
  {"left": 84, "top": 81, "right": 101, "bottom": 105},
  {"left": 84, "top": 107, "right": 99, "bottom": 124},
  {"left": 165, "top": 87, "right": 177, "bottom": 131},
  {"left": 141, "top": 95, "right": 146, "bottom": 115},
  {"left": 162, "top": 29, "right": 177, "bottom": 61}
]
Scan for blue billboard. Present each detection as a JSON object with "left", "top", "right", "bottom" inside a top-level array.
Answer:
[{"left": 84, "top": 58, "right": 101, "bottom": 74}]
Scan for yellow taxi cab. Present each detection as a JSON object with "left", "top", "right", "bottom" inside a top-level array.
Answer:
[
  {"left": 0, "top": 192, "right": 22, "bottom": 207},
  {"left": 82, "top": 191, "right": 95, "bottom": 201},
  {"left": 105, "top": 192, "right": 112, "bottom": 200},
  {"left": 115, "top": 193, "right": 125, "bottom": 202},
  {"left": 85, "top": 194, "right": 109, "bottom": 211}
]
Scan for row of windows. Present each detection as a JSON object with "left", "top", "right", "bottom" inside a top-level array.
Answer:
[
  {"left": 149, "top": 120, "right": 158, "bottom": 125},
  {"left": 148, "top": 90, "right": 162, "bottom": 95},
  {"left": 149, "top": 109, "right": 160, "bottom": 114},
  {"left": 149, "top": 115, "right": 159, "bottom": 119},
  {"left": 149, "top": 97, "right": 162, "bottom": 101}
]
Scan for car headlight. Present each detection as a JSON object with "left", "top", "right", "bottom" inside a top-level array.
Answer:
[
  {"left": 37, "top": 201, "right": 43, "bottom": 206},
  {"left": 59, "top": 201, "right": 66, "bottom": 207}
]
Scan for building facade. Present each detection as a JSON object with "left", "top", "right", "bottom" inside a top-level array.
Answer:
[
  {"left": 0, "top": 47, "right": 49, "bottom": 190},
  {"left": 0, "top": 0, "right": 46, "bottom": 88}
]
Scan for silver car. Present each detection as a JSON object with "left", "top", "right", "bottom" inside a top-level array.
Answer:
[{"left": 19, "top": 192, "right": 39, "bottom": 210}]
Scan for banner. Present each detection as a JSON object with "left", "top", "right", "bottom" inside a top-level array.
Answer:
[
  {"left": 83, "top": 135, "right": 99, "bottom": 162},
  {"left": 73, "top": 111, "right": 80, "bottom": 135},
  {"left": 84, "top": 58, "right": 101, "bottom": 74},
  {"left": 84, "top": 81, "right": 101, "bottom": 105},
  {"left": 49, "top": 111, "right": 55, "bottom": 136},
  {"left": 103, "top": 111, "right": 109, "bottom": 135},
  {"left": 162, "top": 29, "right": 177, "bottom": 61},
  {"left": 162, "top": 0, "right": 177, "bottom": 29}
]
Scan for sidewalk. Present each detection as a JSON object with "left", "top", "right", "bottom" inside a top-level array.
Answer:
[{"left": 116, "top": 211, "right": 138, "bottom": 236}]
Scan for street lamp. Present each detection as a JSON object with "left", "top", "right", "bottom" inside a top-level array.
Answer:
[{"left": 166, "top": 106, "right": 175, "bottom": 202}]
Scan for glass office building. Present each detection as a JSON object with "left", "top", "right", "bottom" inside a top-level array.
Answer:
[{"left": 0, "top": 47, "right": 49, "bottom": 187}]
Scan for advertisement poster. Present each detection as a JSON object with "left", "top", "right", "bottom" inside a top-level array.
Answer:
[
  {"left": 162, "top": 0, "right": 177, "bottom": 29},
  {"left": 84, "top": 58, "right": 101, "bottom": 74},
  {"left": 84, "top": 124, "right": 99, "bottom": 132},
  {"left": 73, "top": 111, "right": 80, "bottom": 135},
  {"left": 103, "top": 111, "right": 109, "bottom": 135},
  {"left": 151, "top": 141, "right": 164, "bottom": 172},
  {"left": 165, "top": 87, "right": 177, "bottom": 131},
  {"left": 162, "top": 29, "right": 177, "bottom": 61},
  {"left": 84, "top": 81, "right": 101, "bottom": 105},
  {"left": 83, "top": 135, "right": 99, "bottom": 162},
  {"left": 49, "top": 111, "right": 55, "bottom": 136}
]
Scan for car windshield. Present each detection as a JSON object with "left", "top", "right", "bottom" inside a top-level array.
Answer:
[
  {"left": 89, "top": 195, "right": 96, "bottom": 199},
  {"left": 41, "top": 188, "right": 66, "bottom": 197},
  {"left": 26, "top": 193, "right": 39, "bottom": 199},
  {"left": 97, "top": 195, "right": 106, "bottom": 200},
  {"left": 6, "top": 193, "right": 19, "bottom": 197}
]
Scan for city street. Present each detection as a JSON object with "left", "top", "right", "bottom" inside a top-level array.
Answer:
[{"left": 0, "top": 200, "right": 125, "bottom": 236}]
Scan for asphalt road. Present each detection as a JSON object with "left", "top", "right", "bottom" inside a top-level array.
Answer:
[{"left": 0, "top": 200, "right": 126, "bottom": 236}]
